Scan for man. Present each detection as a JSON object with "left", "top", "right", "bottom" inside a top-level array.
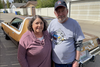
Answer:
[{"left": 47, "top": 0, "right": 85, "bottom": 67}]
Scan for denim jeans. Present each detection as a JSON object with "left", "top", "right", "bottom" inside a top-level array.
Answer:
[{"left": 55, "top": 63, "right": 72, "bottom": 67}]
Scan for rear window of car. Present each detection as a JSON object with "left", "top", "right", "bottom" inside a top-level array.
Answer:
[{"left": 11, "top": 18, "right": 23, "bottom": 30}]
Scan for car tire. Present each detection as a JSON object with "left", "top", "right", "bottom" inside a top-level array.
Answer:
[
  {"left": 16, "top": 42, "right": 19, "bottom": 47},
  {"left": 79, "top": 63, "right": 83, "bottom": 67},
  {"left": 90, "top": 56, "right": 95, "bottom": 62},
  {"left": 5, "top": 34, "right": 10, "bottom": 40}
]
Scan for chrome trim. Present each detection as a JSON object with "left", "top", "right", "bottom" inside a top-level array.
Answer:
[
  {"left": 93, "top": 51, "right": 100, "bottom": 56},
  {"left": 80, "top": 47, "right": 100, "bottom": 64},
  {"left": 1, "top": 17, "right": 32, "bottom": 35},
  {"left": 89, "top": 47, "right": 100, "bottom": 54},
  {"left": 80, "top": 50, "right": 92, "bottom": 64},
  {"left": 80, "top": 56, "right": 92, "bottom": 64}
]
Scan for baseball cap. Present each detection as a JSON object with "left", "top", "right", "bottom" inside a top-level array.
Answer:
[{"left": 55, "top": 0, "right": 67, "bottom": 10}]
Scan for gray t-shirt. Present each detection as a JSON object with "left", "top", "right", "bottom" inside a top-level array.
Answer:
[{"left": 47, "top": 18, "right": 85, "bottom": 64}]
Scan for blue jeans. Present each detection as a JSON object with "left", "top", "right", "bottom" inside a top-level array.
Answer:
[{"left": 55, "top": 63, "right": 72, "bottom": 67}]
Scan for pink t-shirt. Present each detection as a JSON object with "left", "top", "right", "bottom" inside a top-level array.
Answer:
[{"left": 18, "top": 30, "right": 51, "bottom": 67}]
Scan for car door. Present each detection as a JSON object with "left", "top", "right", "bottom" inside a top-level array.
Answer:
[
  {"left": 2, "top": 22, "right": 10, "bottom": 35},
  {"left": 8, "top": 18, "right": 23, "bottom": 41}
]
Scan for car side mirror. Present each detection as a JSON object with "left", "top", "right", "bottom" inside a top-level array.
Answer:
[{"left": 7, "top": 23, "right": 11, "bottom": 26}]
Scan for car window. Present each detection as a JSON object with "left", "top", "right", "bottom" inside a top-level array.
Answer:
[{"left": 11, "top": 18, "right": 23, "bottom": 30}]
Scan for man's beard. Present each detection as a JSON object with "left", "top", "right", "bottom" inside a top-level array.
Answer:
[{"left": 58, "top": 16, "right": 67, "bottom": 23}]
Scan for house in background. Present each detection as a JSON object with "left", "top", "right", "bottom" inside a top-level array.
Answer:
[
  {"left": 23, "top": 1, "right": 37, "bottom": 16},
  {"left": 9, "top": 1, "right": 37, "bottom": 16},
  {"left": 10, "top": 3, "right": 26, "bottom": 13},
  {"left": 24, "top": 1, "right": 37, "bottom": 8},
  {"left": 10, "top": 3, "right": 26, "bottom": 9},
  {"left": 18, "top": 1, "right": 37, "bottom": 16}
]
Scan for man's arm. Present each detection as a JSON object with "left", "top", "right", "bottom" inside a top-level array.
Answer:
[
  {"left": 75, "top": 50, "right": 80, "bottom": 61},
  {"left": 72, "top": 40, "right": 83, "bottom": 67}
]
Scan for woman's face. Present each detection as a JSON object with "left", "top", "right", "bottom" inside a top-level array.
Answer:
[{"left": 32, "top": 17, "right": 44, "bottom": 34}]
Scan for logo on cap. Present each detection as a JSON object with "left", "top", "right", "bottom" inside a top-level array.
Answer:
[{"left": 57, "top": 1, "right": 61, "bottom": 5}]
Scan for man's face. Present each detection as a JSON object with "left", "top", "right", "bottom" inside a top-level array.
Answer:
[{"left": 54, "top": 6, "right": 68, "bottom": 23}]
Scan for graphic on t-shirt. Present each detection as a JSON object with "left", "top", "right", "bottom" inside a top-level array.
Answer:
[{"left": 51, "top": 28, "right": 66, "bottom": 45}]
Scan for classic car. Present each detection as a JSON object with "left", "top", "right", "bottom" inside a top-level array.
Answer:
[
  {"left": 79, "top": 32, "right": 100, "bottom": 67},
  {"left": 1, "top": 16, "right": 32, "bottom": 45},
  {"left": 1, "top": 16, "right": 100, "bottom": 67}
]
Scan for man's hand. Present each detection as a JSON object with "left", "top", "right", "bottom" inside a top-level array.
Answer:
[{"left": 72, "top": 61, "right": 79, "bottom": 67}]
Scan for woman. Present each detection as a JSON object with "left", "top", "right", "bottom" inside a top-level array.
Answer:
[{"left": 18, "top": 15, "right": 51, "bottom": 67}]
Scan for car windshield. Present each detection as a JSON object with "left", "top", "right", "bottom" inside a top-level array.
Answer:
[{"left": 11, "top": 18, "right": 23, "bottom": 30}]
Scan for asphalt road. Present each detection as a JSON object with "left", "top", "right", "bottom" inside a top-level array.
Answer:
[
  {"left": 0, "top": 13, "right": 100, "bottom": 67},
  {"left": 78, "top": 21, "right": 100, "bottom": 38}
]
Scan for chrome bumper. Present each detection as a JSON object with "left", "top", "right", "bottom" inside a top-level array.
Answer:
[
  {"left": 80, "top": 47, "right": 100, "bottom": 64},
  {"left": 90, "top": 47, "right": 100, "bottom": 56}
]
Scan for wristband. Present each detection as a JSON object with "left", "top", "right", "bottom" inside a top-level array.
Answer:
[{"left": 75, "top": 59, "right": 80, "bottom": 62}]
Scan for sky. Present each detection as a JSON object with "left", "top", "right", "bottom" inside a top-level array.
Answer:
[{"left": 4, "top": 0, "right": 14, "bottom": 3}]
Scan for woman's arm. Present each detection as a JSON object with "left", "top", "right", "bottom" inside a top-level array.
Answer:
[{"left": 18, "top": 41, "right": 28, "bottom": 67}]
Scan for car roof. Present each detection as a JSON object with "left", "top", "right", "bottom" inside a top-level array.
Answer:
[{"left": 15, "top": 16, "right": 32, "bottom": 20}]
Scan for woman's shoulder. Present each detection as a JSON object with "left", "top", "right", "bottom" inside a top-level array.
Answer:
[
  {"left": 44, "top": 30, "right": 49, "bottom": 35},
  {"left": 43, "top": 30, "right": 51, "bottom": 39},
  {"left": 20, "top": 30, "right": 31, "bottom": 41}
]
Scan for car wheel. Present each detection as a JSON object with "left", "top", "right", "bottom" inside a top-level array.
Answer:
[
  {"left": 5, "top": 34, "right": 10, "bottom": 40},
  {"left": 16, "top": 42, "right": 19, "bottom": 47},
  {"left": 90, "top": 56, "right": 95, "bottom": 62},
  {"left": 79, "top": 63, "right": 83, "bottom": 67}
]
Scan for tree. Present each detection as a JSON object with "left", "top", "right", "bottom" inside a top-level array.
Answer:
[
  {"left": 13, "top": 0, "right": 35, "bottom": 3},
  {"left": 13, "top": 0, "right": 37, "bottom": 3},
  {"left": 7, "top": 0, "right": 10, "bottom": 8},
  {"left": 0, "top": 0, "right": 3, "bottom": 9},
  {"left": 3, "top": 0, "right": 5, "bottom": 8},
  {"left": 28, "top": 0, "right": 37, "bottom": 1},
  {"left": 36, "top": 0, "right": 57, "bottom": 8}
]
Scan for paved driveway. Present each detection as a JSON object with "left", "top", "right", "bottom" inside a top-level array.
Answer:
[{"left": 0, "top": 26, "right": 21, "bottom": 67}]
